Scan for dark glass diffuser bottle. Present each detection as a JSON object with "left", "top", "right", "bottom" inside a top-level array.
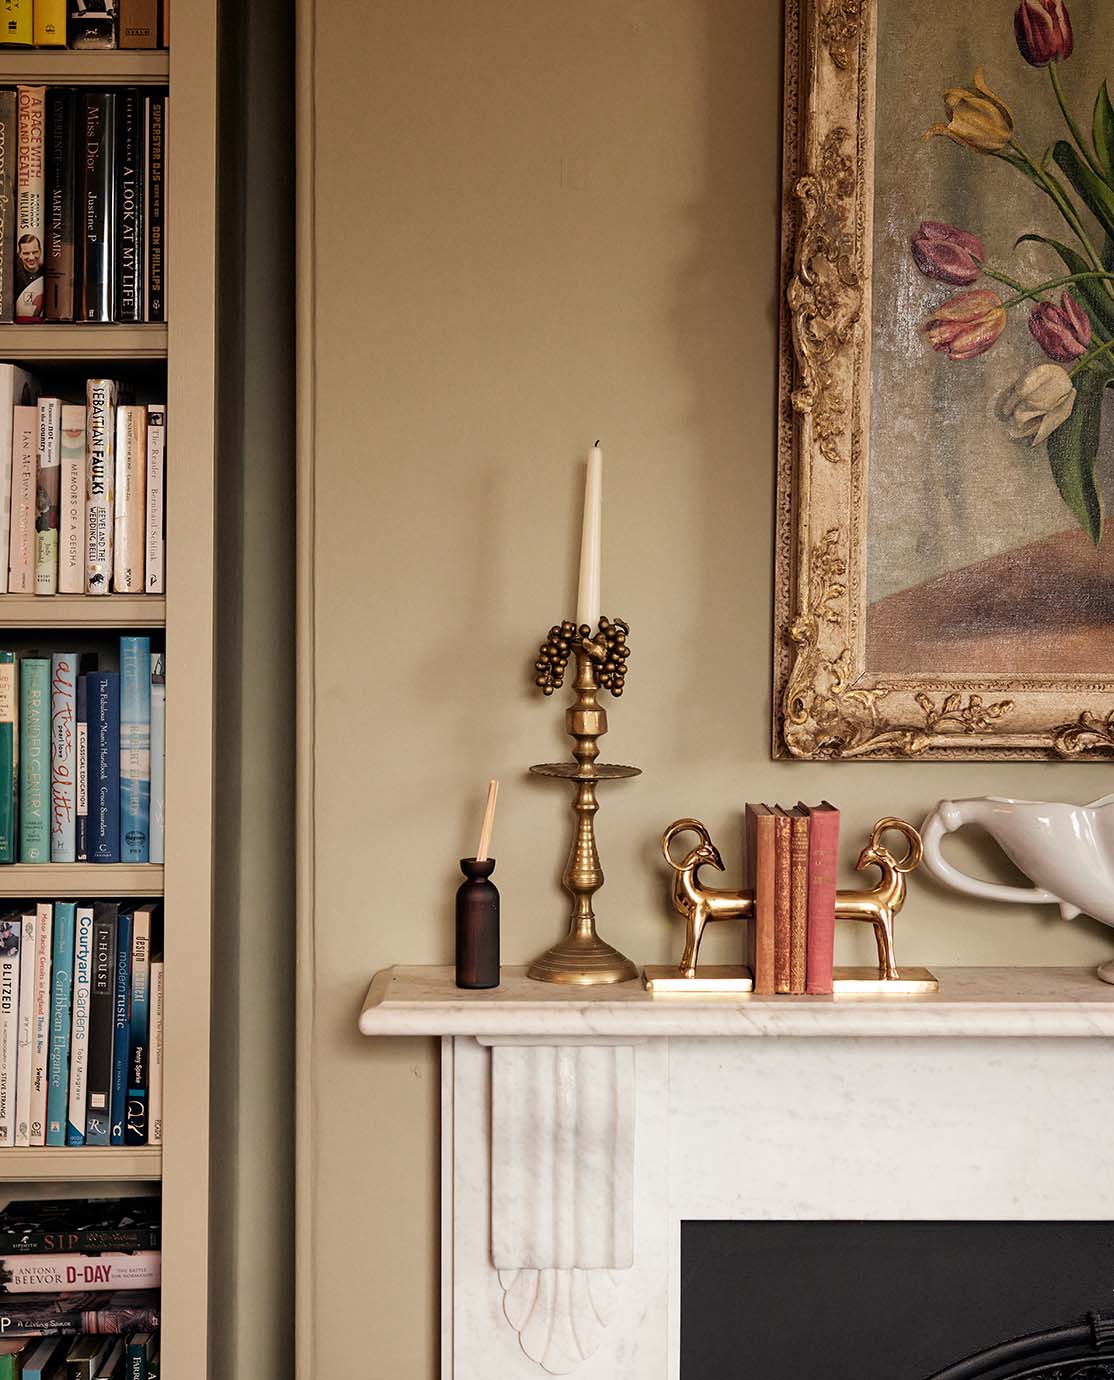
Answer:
[{"left": 455, "top": 857, "right": 499, "bottom": 989}]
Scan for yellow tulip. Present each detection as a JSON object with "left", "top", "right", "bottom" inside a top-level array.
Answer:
[{"left": 926, "top": 66, "right": 1014, "bottom": 153}]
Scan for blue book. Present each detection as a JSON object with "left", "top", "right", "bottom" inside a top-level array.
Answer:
[
  {"left": 19, "top": 1337, "right": 65, "bottom": 1380},
  {"left": 45, "top": 901, "right": 75, "bottom": 1146},
  {"left": 149, "top": 652, "right": 165, "bottom": 865},
  {"left": 65, "top": 905, "right": 94, "bottom": 1147},
  {"left": 49, "top": 652, "right": 78, "bottom": 862},
  {"left": 119, "top": 637, "right": 151, "bottom": 862},
  {"left": 18, "top": 658, "right": 50, "bottom": 862},
  {"left": 88, "top": 671, "right": 120, "bottom": 863},
  {"left": 76, "top": 673, "right": 89, "bottom": 862},
  {"left": 126, "top": 905, "right": 154, "bottom": 1145},
  {"left": 109, "top": 909, "right": 132, "bottom": 1145}
]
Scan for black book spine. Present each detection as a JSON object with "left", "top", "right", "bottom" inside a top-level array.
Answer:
[
  {"left": 44, "top": 89, "right": 77, "bottom": 322},
  {"left": 0, "top": 91, "right": 15, "bottom": 323},
  {"left": 80, "top": 91, "right": 116, "bottom": 323},
  {"left": 83, "top": 902, "right": 118, "bottom": 1145},
  {"left": 144, "top": 92, "right": 163, "bottom": 322},
  {"left": 0, "top": 1225, "right": 160, "bottom": 1252},
  {"left": 114, "top": 89, "right": 143, "bottom": 323}
]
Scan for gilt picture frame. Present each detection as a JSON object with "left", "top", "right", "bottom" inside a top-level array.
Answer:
[{"left": 774, "top": 0, "right": 1114, "bottom": 759}]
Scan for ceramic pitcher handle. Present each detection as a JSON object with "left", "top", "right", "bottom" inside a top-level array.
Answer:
[{"left": 920, "top": 801, "right": 1059, "bottom": 906}]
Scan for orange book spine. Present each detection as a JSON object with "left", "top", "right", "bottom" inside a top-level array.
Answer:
[
  {"left": 745, "top": 805, "right": 776, "bottom": 994},
  {"left": 788, "top": 809, "right": 809, "bottom": 994},
  {"left": 804, "top": 801, "right": 839, "bottom": 994},
  {"left": 772, "top": 808, "right": 792, "bottom": 993}
]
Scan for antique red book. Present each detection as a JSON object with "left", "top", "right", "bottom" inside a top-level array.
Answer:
[
  {"left": 745, "top": 804, "right": 776, "bottom": 994},
  {"left": 802, "top": 801, "right": 839, "bottom": 994},
  {"left": 772, "top": 807, "right": 792, "bottom": 994},
  {"left": 787, "top": 807, "right": 809, "bottom": 994}
]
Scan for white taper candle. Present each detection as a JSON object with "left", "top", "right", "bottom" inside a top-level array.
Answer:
[{"left": 575, "top": 442, "right": 602, "bottom": 630}]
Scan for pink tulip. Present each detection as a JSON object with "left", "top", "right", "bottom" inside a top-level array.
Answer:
[
  {"left": 923, "top": 289, "right": 1006, "bottom": 360},
  {"left": 1014, "top": 0, "right": 1073, "bottom": 67},
  {"left": 911, "top": 221, "right": 985, "bottom": 285},
  {"left": 1028, "top": 291, "right": 1091, "bottom": 361}
]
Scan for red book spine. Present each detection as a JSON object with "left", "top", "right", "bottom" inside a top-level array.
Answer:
[
  {"left": 772, "top": 809, "right": 791, "bottom": 994},
  {"left": 745, "top": 805, "right": 776, "bottom": 994},
  {"left": 804, "top": 802, "right": 840, "bottom": 994}
]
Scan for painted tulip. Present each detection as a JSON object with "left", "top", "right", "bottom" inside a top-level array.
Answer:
[
  {"left": 911, "top": 221, "right": 985, "bottom": 285},
  {"left": 926, "top": 66, "right": 1014, "bottom": 153},
  {"left": 997, "top": 363, "right": 1076, "bottom": 444},
  {"left": 1014, "top": 0, "right": 1073, "bottom": 67},
  {"left": 923, "top": 289, "right": 1006, "bottom": 360},
  {"left": 1028, "top": 291, "right": 1091, "bottom": 361}
]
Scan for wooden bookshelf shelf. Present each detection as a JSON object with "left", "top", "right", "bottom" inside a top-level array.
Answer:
[
  {"left": 0, "top": 324, "right": 167, "bottom": 362},
  {"left": 0, "top": 51, "right": 168, "bottom": 84},
  {"left": 0, "top": 1147, "right": 162, "bottom": 1181},
  {"left": 0, "top": 594, "right": 165, "bottom": 627},
  {"left": 0, "top": 864, "right": 162, "bottom": 896}
]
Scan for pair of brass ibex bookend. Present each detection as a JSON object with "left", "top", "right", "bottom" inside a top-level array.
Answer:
[{"left": 643, "top": 816, "right": 938, "bottom": 994}]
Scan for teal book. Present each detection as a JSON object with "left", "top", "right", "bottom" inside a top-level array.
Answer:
[
  {"left": 0, "top": 1349, "right": 24, "bottom": 1380},
  {"left": 44, "top": 901, "right": 74, "bottom": 1146},
  {"left": 119, "top": 637, "right": 150, "bottom": 862},
  {"left": 18, "top": 658, "right": 49, "bottom": 863},
  {"left": 0, "top": 652, "right": 15, "bottom": 863}
]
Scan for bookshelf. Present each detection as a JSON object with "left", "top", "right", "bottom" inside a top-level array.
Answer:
[{"left": 0, "top": 9, "right": 218, "bottom": 1379}]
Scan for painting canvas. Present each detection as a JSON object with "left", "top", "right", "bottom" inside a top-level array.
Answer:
[{"left": 774, "top": 0, "right": 1114, "bottom": 758}]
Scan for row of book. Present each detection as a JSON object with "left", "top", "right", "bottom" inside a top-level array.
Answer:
[
  {"left": 0, "top": 900, "right": 163, "bottom": 1146},
  {"left": 0, "top": 86, "right": 166, "bottom": 324},
  {"left": 2, "top": 2, "right": 167, "bottom": 50},
  {"left": 0, "top": 370, "right": 166, "bottom": 597},
  {"left": 0, "top": 640, "right": 165, "bottom": 865},
  {"left": 745, "top": 802, "right": 840, "bottom": 994},
  {"left": 0, "top": 1331, "right": 158, "bottom": 1380}
]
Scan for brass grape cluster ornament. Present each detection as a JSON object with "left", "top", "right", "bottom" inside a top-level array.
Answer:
[{"left": 533, "top": 616, "right": 631, "bottom": 696}]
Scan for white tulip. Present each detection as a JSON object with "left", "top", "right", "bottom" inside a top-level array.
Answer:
[{"left": 997, "top": 363, "right": 1076, "bottom": 445}]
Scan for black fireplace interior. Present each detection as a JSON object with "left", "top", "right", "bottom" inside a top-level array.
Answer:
[{"left": 681, "top": 1221, "right": 1114, "bottom": 1380}]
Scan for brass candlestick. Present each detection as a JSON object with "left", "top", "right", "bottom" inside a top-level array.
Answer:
[{"left": 528, "top": 618, "right": 639, "bottom": 985}]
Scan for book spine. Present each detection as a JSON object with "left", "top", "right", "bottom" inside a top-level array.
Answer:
[
  {"left": 0, "top": 1220, "right": 159, "bottom": 1252},
  {"left": 34, "top": 397, "right": 61, "bottom": 595},
  {"left": 119, "top": 636, "right": 149, "bottom": 861},
  {"left": 13, "top": 908, "right": 33, "bottom": 1144},
  {"left": 773, "top": 810, "right": 791, "bottom": 994},
  {"left": 83, "top": 902, "right": 117, "bottom": 1145},
  {"left": 0, "top": 366, "right": 37, "bottom": 586},
  {"left": 1, "top": 1, "right": 31, "bottom": 44},
  {"left": 805, "top": 806, "right": 840, "bottom": 995},
  {"left": 84, "top": 377, "right": 117, "bottom": 593},
  {"left": 50, "top": 653, "right": 77, "bottom": 862},
  {"left": 112, "top": 405, "right": 145, "bottom": 592},
  {"left": 144, "top": 94, "right": 163, "bottom": 321},
  {"left": 109, "top": 908, "right": 131, "bottom": 1144},
  {"left": 0, "top": 652, "right": 15, "bottom": 863},
  {"left": 125, "top": 906, "right": 150, "bottom": 1144},
  {"left": 19, "top": 657, "right": 49, "bottom": 862},
  {"left": 58, "top": 405, "right": 85, "bottom": 592},
  {"left": 0, "top": 919, "right": 20, "bottom": 1145},
  {"left": 8, "top": 404, "right": 37, "bottom": 592},
  {"left": 69, "top": 0, "right": 118, "bottom": 49},
  {"left": 33, "top": 0, "right": 66, "bottom": 44},
  {"left": 119, "top": 0, "right": 156, "bottom": 46},
  {"left": 0, "top": 1297, "right": 159, "bottom": 1336},
  {"left": 89, "top": 672, "right": 119, "bottom": 862},
  {"left": 75, "top": 675, "right": 88, "bottom": 861},
  {"left": 28, "top": 901, "right": 51, "bottom": 1144},
  {"left": 143, "top": 404, "right": 164, "bottom": 592},
  {"left": 45, "top": 900, "right": 74, "bottom": 1145},
  {"left": 15, "top": 86, "right": 44, "bottom": 320},
  {"left": 114, "top": 91, "right": 143, "bottom": 322},
  {"left": 148, "top": 952, "right": 162, "bottom": 1145},
  {"left": 64, "top": 904, "right": 93, "bottom": 1145},
  {"left": 0, "top": 91, "right": 17, "bottom": 322},
  {"left": 80, "top": 93, "right": 115, "bottom": 322},
  {"left": 0, "top": 1252, "right": 161, "bottom": 1293},
  {"left": 44, "top": 90, "right": 75, "bottom": 321},
  {"left": 148, "top": 652, "right": 164, "bottom": 864},
  {"left": 788, "top": 812, "right": 809, "bottom": 994},
  {"left": 95, "top": 1340, "right": 125, "bottom": 1380},
  {"left": 125, "top": 1334, "right": 152, "bottom": 1380}
]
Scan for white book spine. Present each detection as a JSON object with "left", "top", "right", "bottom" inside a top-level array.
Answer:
[
  {"left": 15, "top": 86, "right": 44, "bottom": 324},
  {"left": 33, "top": 397, "right": 60, "bottom": 595},
  {"left": 66, "top": 905, "right": 93, "bottom": 1144},
  {"left": 149, "top": 957, "right": 163, "bottom": 1145},
  {"left": 84, "top": 379, "right": 117, "bottom": 595},
  {"left": 113, "top": 405, "right": 146, "bottom": 593},
  {"left": 13, "top": 910, "right": 34, "bottom": 1145},
  {"left": 50, "top": 652, "right": 77, "bottom": 862},
  {"left": 0, "top": 919, "right": 20, "bottom": 1145},
  {"left": 7, "top": 405, "right": 37, "bottom": 593},
  {"left": 144, "top": 404, "right": 164, "bottom": 593},
  {"left": 58, "top": 406, "right": 86, "bottom": 595},
  {"left": 28, "top": 901, "right": 51, "bottom": 1145},
  {"left": 0, "top": 366, "right": 37, "bottom": 594},
  {"left": 149, "top": 652, "right": 164, "bottom": 864},
  {"left": 0, "top": 1251, "right": 162, "bottom": 1292}
]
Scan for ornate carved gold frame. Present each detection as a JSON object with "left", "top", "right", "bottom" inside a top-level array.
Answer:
[{"left": 774, "top": 0, "right": 1114, "bottom": 760}]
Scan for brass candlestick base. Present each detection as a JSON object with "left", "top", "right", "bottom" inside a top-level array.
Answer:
[{"left": 528, "top": 622, "right": 639, "bottom": 986}]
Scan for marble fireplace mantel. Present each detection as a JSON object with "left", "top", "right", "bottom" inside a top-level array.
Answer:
[{"left": 358, "top": 968, "right": 1114, "bottom": 1378}]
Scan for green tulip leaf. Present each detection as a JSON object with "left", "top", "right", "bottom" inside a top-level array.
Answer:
[
  {"left": 1015, "top": 232, "right": 1114, "bottom": 335},
  {"left": 1053, "top": 140, "right": 1114, "bottom": 241},
  {"left": 1094, "top": 81, "right": 1114, "bottom": 182},
  {"left": 1045, "top": 367, "right": 1109, "bottom": 545}
]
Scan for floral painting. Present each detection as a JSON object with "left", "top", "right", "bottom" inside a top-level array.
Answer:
[{"left": 865, "top": 0, "right": 1114, "bottom": 676}]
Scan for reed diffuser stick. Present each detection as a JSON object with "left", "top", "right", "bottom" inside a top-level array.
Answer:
[{"left": 476, "top": 779, "right": 499, "bottom": 861}]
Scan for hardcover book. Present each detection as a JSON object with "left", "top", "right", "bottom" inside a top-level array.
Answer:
[
  {"left": 19, "top": 658, "right": 49, "bottom": 862},
  {"left": 45, "top": 901, "right": 74, "bottom": 1146},
  {"left": 744, "top": 803, "right": 776, "bottom": 994},
  {"left": 79, "top": 93, "right": 115, "bottom": 323},
  {"left": 35, "top": 397, "right": 61, "bottom": 595},
  {"left": 64, "top": 905, "right": 93, "bottom": 1146},
  {"left": 75, "top": 673, "right": 89, "bottom": 861},
  {"left": 0, "top": 1290, "right": 160, "bottom": 1337},
  {"left": 94, "top": 1339, "right": 124, "bottom": 1380},
  {"left": 143, "top": 405, "right": 163, "bottom": 593},
  {"left": 8, "top": 404, "right": 37, "bottom": 593},
  {"left": 1, "top": 0, "right": 31, "bottom": 45},
  {"left": 0, "top": 916, "right": 21, "bottom": 1145},
  {"left": 15, "top": 86, "right": 44, "bottom": 321},
  {"left": 84, "top": 379, "right": 117, "bottom": 594},
  {"left": 83, "top": 903, "right": 118, "bottom": 1146},
  {"left": 144, "top": 94, "right": 163, "bottom": 322},
  {"left": 147, "top": 951, "right": 161, "bottom": 1146},
  {"left": 64, "top": 1336, "right": 113, "bottom": 1380},
  {"left": 0, "top": 1198, "right": 160, "bottom": 1254},
  {"left": 87, "top": 672, "right": 120, "bottom": 862},
  {"left": 112, "top": 407, "right": 145, "bottom": 593},
  {"left": 44, "top": 90, "right": 76, "bottom": 321},
  {"left": 0, "top": 652, "right": 16, "bottom": 863},
  {"left": 0, "top": 91, "right": 17, "bottom": 322},
  {"left": 119, "top": 636, "right": 149, "bottom": 861},
  {"left": 0, "top": 1251, "right": 160, "bottom": 1294},
  {"left": 28, "top": 901, "right": 51, "bottom": 1144},
  {"left": 119, "top": 0, "right": 156, "bottom": 47},
  {"left": 69, "top": 0, "right": 117, "bottom": 50},
  {"left": 33, "top": 0, "right": 65, "bottom": 44},
  {"left": 109, "top": 910, "right": 131, "bottom": 1144},
  {"left": 0, "top": 365, "right": 37, "bottom": 589},
  {"left": 13, "top": 908, "right": 33, "bottom": 1144},
  {"left": 50, "top": 653, "right": 77, "bottom": 862},
  {"left": 772, "top": 808, "right": 792, "bottom": 995},
  {"left": 148, "top": 652, "right": 163, "bottom": 864},
  {"left": 124, "top": 905, "right": 153, "bottom": 1144},
  {"left": 804, "top": 801, "right": 840, "bottom": 996},
  {"left": 58, "top": 406, "right": 85, "bottom": 593},
  {"left": 19, "top": 1336, "right": 65, "bottom": 1380},
  {"left": 114, "top": 91, "right": 144, "bottom": 322},
  {"left": 125, "top": 1333, "right": 153, "bottom": 1380},
  {"left": 788, "top": 806, "right": 810, "bottom": 995}
]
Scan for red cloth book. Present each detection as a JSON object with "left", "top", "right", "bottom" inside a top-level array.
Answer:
[
  {"left": 745, "top": 804, "right": 776, "bottom": 994},
  {"left": 787, "top": 807, "right": 809, "bottom": 994},
  {"left": 802, "top": 801, "right": 840, "bottom": 994},
  {"left": 771, "top": 807, "right": 792, "bottom": 994}
]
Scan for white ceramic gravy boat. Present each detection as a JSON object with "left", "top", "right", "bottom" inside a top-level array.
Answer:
[{"left": 920, "top": 794, "right": 1114, "bottom": 984}]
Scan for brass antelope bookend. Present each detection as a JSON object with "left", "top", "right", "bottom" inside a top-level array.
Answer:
[{"left": 643, "top": 816, "right": 938, "bottom": 994}]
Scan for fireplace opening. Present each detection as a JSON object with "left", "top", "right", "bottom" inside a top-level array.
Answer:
[{"left": 681, "top": 1222, "right": 1114, "bottom": 1380}]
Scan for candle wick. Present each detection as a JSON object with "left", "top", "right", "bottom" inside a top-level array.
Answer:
[{"left": 595, "top": 439, "right": 600, "bottom": 447}]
